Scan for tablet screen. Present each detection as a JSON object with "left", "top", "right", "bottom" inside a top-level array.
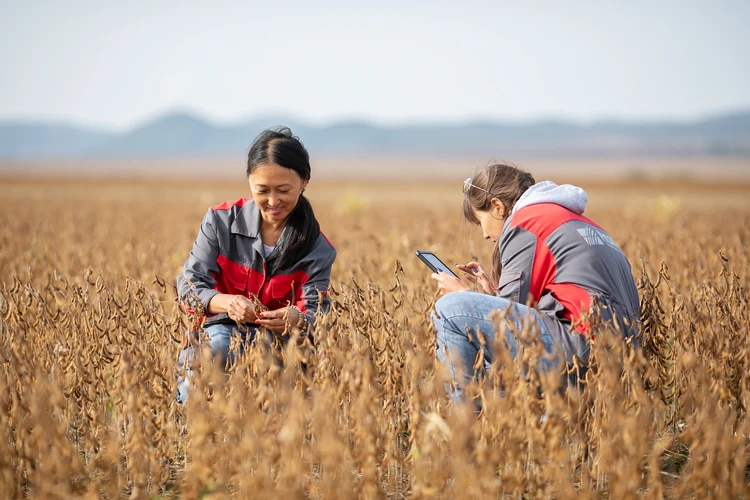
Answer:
[{"left": 417, "top": 251, "right": 459, "bottom": 278}]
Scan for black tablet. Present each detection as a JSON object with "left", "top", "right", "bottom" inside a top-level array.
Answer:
[{"left": 415, "top": 250, "right": 460, "bottom": 279}]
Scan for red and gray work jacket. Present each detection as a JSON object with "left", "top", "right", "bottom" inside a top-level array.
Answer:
[
  {"left": 497, "top": 182, "right": 640, "bottom": 363},
  {"left": 177, "top": 198, "right": 336, "bottom": 328}
]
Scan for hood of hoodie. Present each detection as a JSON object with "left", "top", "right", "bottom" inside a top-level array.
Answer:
[{"left": 511, "top": 180, "right": 588, "bottom": 215}]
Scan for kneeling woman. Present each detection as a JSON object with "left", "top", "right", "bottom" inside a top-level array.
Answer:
[
  {"left": 176, "top": 127, "right": 336, "bottom": 402},
  {"left": 431, "top": 164, "right": 639, "bottom": 401}
]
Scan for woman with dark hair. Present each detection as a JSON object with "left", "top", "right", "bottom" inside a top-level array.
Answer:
[
  {"left": 430, "top": 163, "right": 639, "bottom": 402},
  {"left": 176, "top": 127, "right": 336, "bottom": 402}
]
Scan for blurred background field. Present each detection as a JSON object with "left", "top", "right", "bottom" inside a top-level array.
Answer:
[{"left": 2, "top": 163, "right": 749, "bottom": 288}]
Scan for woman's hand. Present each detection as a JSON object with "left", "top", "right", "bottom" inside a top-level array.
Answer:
[
  {"left": 431, "top": 271, "right": 470, "bottom": 295},
  {"left": 456, "top": 262, "right": 494, "bottom": 295},
  {"left": 256, "top": 306, "right": 302, "bottom": 334},
  {"left": 226, "top": 295, "right": 260, "bottom": 324}
]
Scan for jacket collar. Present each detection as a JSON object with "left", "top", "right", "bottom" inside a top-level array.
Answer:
[
  {"left": 230, "top": 199, "right": 267, "bottom": 261},
  {"left": 231, "top": 199, "right": 261, "bottom": 238},
  {"left": 230, "top": 199, "right": 285, "bottom": 263}
]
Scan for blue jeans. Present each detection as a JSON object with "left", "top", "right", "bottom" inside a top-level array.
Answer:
[
  {"left": 176, "top": 323, "right": 258, "bottom": 403},
  {"left": 432, "top": 292, "right": 559, "bottom": 404}
]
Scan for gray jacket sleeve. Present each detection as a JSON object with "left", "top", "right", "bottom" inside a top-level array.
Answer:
[
  {"left": 176, "top": 208, "right": 222, "bottom": 310},
  {"left": 299, "top": 247, "right": 336, "bottom": 325},
  {"left": 496, "top": 225, "right": 536, "bottom": 305}
]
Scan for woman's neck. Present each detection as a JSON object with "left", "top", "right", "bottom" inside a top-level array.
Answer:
[{"left": 260, "top": 219, "right": 285, "bottom": 246}]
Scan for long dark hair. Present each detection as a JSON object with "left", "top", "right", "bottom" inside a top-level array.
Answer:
[
  {"left": 462, "top": 163, "right": 535, "bottom": 284},
  {"left": 246, "top": 127, "right": 320, "bottom": 273}
]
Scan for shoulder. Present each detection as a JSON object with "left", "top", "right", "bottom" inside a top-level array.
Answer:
[
  {"left": 204, "top": 198, "right": 256, "bottom": 228},
  {"left": 317, "top": 231, "right": 335, "bottom": 251},
  {"left": 210, "top": 197, "right": 253, "bottom": 213},
  {"left": 508, "top": 203, "right": 601, "bottom": 240},
  {"left": 309, "top": 231, "right": 337, "bottom": 265}
]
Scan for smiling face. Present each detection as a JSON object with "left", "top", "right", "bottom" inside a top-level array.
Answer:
[{"left": 248, "top": 163, "right": 308, "bottom": 226}]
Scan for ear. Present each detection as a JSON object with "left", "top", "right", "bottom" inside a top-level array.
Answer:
[
  {"left": 300, "top": 179, "right": 309, "bottom": 192},
  {"left": 489, "top": 198, "right": 506, "bottom": 219}
]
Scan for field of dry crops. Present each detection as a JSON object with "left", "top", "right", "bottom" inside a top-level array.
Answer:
[{"left": 0, "top": 174, "right": 748, "bottom": 498}]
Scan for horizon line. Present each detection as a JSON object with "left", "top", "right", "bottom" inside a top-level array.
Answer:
[{"left": 1, "top": 106, "right": 749, "bottom": 134}]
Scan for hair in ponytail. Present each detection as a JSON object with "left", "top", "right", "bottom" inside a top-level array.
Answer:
[{"left": 246, "top": 127, "right": 320, "bottom": 273}]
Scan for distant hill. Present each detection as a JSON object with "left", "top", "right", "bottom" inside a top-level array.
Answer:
[
  {"left": 1, "top": 110, "right": 749, "bottom": 159},
  {"left": 0, "top": 122, "right": 114, "bottom": 158}
]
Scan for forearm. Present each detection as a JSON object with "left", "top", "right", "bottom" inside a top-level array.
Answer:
[{"left": 206, "top": 293, "right": 236, "bottom": 315}]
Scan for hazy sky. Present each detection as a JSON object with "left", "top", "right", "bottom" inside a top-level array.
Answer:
[{"left": 1, "top": 0, "right": 749, "bottom": 130}]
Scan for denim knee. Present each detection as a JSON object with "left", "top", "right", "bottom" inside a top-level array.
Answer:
[
  {"left": 434, "top": 291, "right": 469, "bottom": 321},
  {"left": 432, "top": 292, "right": 471, "bottom": 342}
]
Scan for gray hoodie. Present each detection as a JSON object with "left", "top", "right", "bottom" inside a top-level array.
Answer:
[{"left": 512, "top": 180, "right": 588, "bottom": 215}]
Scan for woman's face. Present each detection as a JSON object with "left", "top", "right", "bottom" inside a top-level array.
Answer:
[
  {"left": 248, "top": 163, "right": 308, "bottom": 225},
  {"left": 473, "top": 201, "right": 506, "bottom": 243}
]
